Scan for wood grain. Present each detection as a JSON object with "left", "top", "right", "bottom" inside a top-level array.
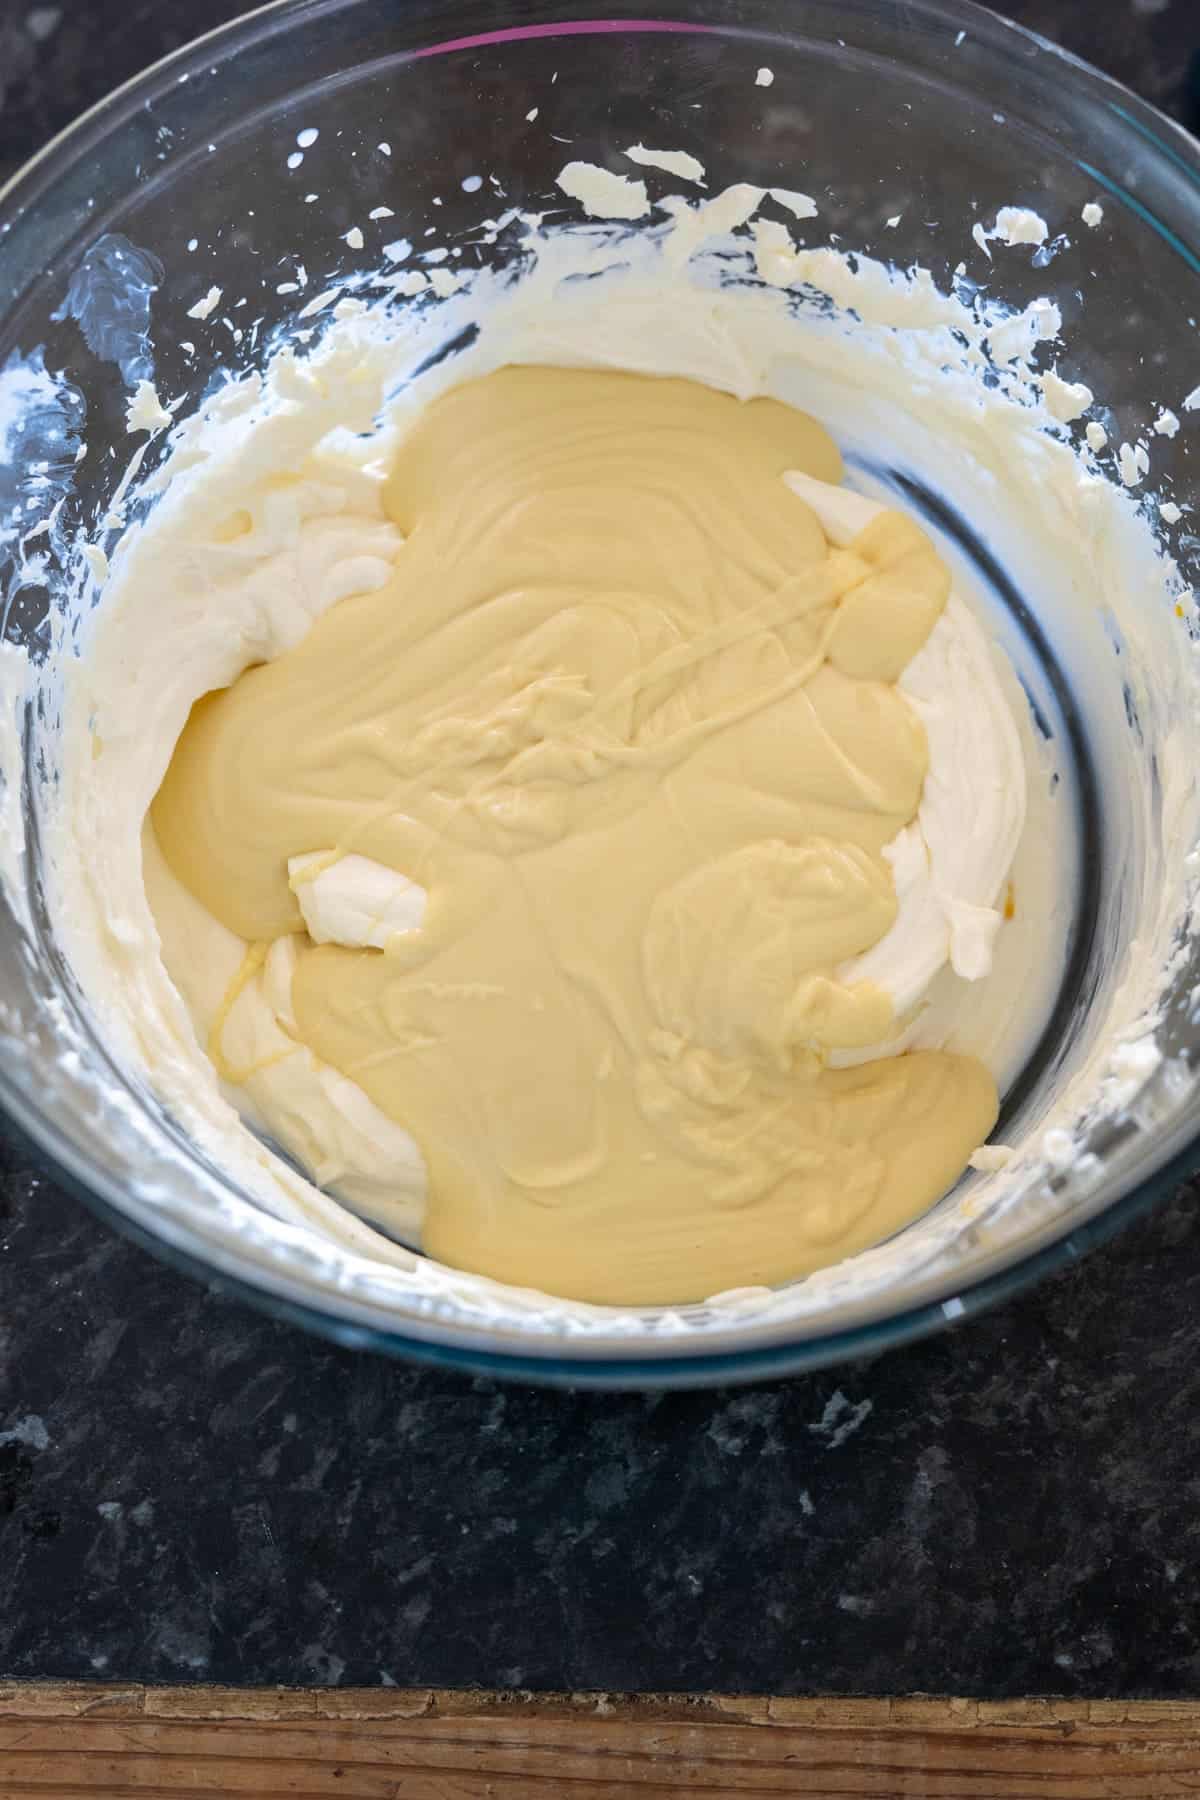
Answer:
[{"left": 1, "top": 1686, "right": 1199, "bottom": 1798}]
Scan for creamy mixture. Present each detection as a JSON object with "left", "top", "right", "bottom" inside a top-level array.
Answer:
[
  {"left": 146, "top": 365, "right": 1022, "bottom": 1303},
  {"left": 22, "top": 157, "right": 1191, "bottom": 1333}
]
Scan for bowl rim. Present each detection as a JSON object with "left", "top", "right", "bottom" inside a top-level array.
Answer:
[
  {"left": 3, "top": 0, "right": 1200, "bottom": 1385},
  {"left": 9, "top": 1091, "right": 1184, "bottom": 1388}
]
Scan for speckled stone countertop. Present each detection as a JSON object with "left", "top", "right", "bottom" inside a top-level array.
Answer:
[{"left": 2, "top": 0, "right": 1200, "bottom": 1697}]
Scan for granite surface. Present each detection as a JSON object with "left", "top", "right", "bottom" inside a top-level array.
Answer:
[{"left": 2, "top": 0, "right": 1200, "bottom": 1697}]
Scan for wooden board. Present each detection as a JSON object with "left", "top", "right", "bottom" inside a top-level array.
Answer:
[{"left": 1, "top": 1685, "right": 1199, "bottom": 1798}]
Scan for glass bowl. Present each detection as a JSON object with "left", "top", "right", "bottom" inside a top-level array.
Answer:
[{"left": 1, "top": 0, "right": 1199, "bottom": 1387}]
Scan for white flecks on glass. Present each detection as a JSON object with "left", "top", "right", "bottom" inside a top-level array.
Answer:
[
  {"left": 377, "top": 141, "right": 392, "bottom": 156},
  {"left": 1154, "top": 408, "right": 1181, "bottom": 438},
  {"left": 772, "top": 188, "right": 818, "bottom": 221},
  {"left": 287, "top": 151, "right": 304, "bottom": 170},
  {"left": 298, "top": 286, "right": 342, "bottom": 320},
  {"left": 755, "top": 66, "right": 774, "bottom": 86},
  {"left": 1118, "top": 441, "right": 1150, "bottom": 488},
  {"left": 1161, "top": 501, "right": 1183, "bottom": 524},
  {"left": 623, "top": 144, "right": 706, "bottom": 186},
  {"left": 461, "top": 174, "right": 484, "bottom": 193},
  {"left": 1040, "top": 370, "right": 1093, "bottom": 424},
  {"left": 186, "top": 285, "right": 222, "bottom": 321},
  {"left": 526, "top": 107, "right": 539, "bottom": 122},
  {"left": 368, "top": 207, "right": 394, "bottom": 220},
  {"left": 555, "top": 161, "right": 650, "bottom": 221},
  {"left": 343, "top": 226, "right": 364, "bottom": 250},
  {"left": 296, "top": 127, "right": 319, "bottom": 148},
  {"left": 1081, "top": 201, "right": 1104, "bottom": 229},
  {"left": 186, "top": 237, "right": 198, "bottom": 253},
  {"left": 991, "top": 206, "right": 1049, "bottom": 247},
  {"left": 1085, "top": 421, "right": 1108, "bottom": 453},
  {"left": 125, "top": 380, "right": 172, "bottom": 435}
]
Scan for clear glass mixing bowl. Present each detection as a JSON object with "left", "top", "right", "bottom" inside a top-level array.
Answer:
[{"left": 2, "top": 0, "right": 1199, "bottom": 1386}]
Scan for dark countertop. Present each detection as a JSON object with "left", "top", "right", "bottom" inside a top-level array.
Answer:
[{"left": 2, "top": 0, "right": 1200, "bottom": 1698}]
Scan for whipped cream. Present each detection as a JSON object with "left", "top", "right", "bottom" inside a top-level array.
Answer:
[
  {"left": 288, "top": 852, "right": 426, "bottom": 949},
  {"left": 143, "top": 828, "right": 427, "bottom": 1238},
  {"left": 785, "top": 475, "right": 1025, "bottom": 1003}
]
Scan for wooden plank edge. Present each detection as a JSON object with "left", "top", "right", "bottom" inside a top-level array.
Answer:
[
  {"left": 0, "top": 1686, "right": 1197, "bottom": 1800},
  {"left": 1, "top": 1684, "right": 1199, "bottom": 1731}
]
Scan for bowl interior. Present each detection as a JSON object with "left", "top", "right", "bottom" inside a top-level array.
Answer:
[{"left": 2, "top": 0, "right": 1200, "bottom": 1381}]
